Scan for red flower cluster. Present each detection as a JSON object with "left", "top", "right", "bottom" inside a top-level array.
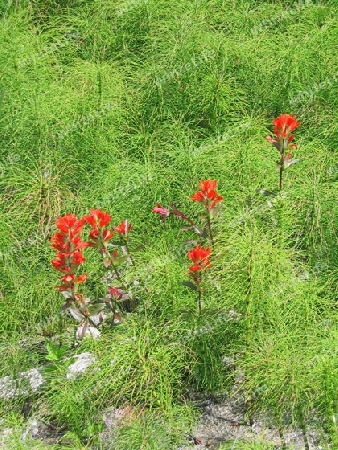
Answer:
[
  {"left": 273, "top": 114, "right": 300, "bottom": 139},
  {"left": 188, "top": 245, "right": 211, "bottom": 272},
  {"left": 266, "top": 113, "right": 300, "bottom": 152},
  {"left": 152, "top": 180, "right": 223, "bottom": 222},
  {"left": 114, "top": 219, "right": 132, "bottom": 237},
  {"left": 51, "top": 214, "right": 88, "bottom": 291},
  {"left": 190, "top": 180, "right": 223, "bottom": 210},
  {"left": 83, "top": 209, "right": 114, "bottom": 248},
  {"left": 109, "top": 286, "right": 123, "bottom": 299}
]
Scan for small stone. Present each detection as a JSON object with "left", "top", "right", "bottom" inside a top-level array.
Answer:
[
  {"left": 0, "top": 368, "right": 44, "bottom": 400},
  {"left": 66, "top": 352, "right": 96, "bottom": 380},
  {"left": 21, "top": 418, "right": 40, "bottom": 440}
]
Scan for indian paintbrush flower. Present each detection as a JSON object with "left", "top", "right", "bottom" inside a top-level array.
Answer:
[
  {"left": 50, "top": 214, "right": 88, "bottom": 293},
  {"left": 83, "top": 209, "right": 114, "bottom": 249},
  {"left": 190, "top": 180, "right": 223, "bottom": 247},
  {"left": 114, "top": 219, "right": 132, "bottom": 237},
  {"left": 83, "top": 209, "right": 111, "bottom": 228},
  {"left": 266, "top": 114, "right": 301, "bottom": 191},
  {"left": 109, "top": 286, "right": 122, "bottom": 298},
  {"left": 190, "top": 180, "right": 223, "bottom": 211},
  {"left": 187, "top": 245, "right": 211, "bottom": 314},
  {"left": 272, "top": 114, "right": 300, "bottom": 140},
  {"left": 188, "top": 246, "right": 211, "bottom": 272},
  {"left": 151, "top": 203, "right": 170, "bottom": 221},
  {"left": 51, "top": 209, "right": 136, "bottom": 339}
]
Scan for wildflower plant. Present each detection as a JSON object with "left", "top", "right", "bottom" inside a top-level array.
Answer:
[
  {"left": 187, "top": 245, "right": 211, "bottom": 314},
  {"left": 51, "top": 215, "right": 88, "bottom": 305},
  {"left": 266, "top": 113, "right": 301, "bottom": 191},
  {"left": 50, "top": 209, "right": 136, "bottom": 339},
  {"left": 152, "top": 179, "right": 223, "bottom": 312},
  {"left": 51, "top": 181, "right": 223, "bottom": 336},
  {"left": 190, "top": 180, "right": 223, "bottom": 248}
]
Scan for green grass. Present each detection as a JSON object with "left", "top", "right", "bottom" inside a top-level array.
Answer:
[{"left": 0, "top": 0, "right": 337, "bottom": 448}]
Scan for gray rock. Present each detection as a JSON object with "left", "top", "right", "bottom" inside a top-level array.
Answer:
[
  {"left": 0, "top": 368, "right": 44, "bottom": 399},
  {"left": 66, "top": 352, "right": 96, "bottom": 380},
  {"left": 100, "top": 406, "right": 135, "bottom": 448},
  {"left": 20, "top": 418, "right": 40, "bottom": 440},
  {"left": 181, "top": 394, "right": 326, "bottom": 449},
  {"left": 0, "top": 352, "right": 96, "bottom": 399}
]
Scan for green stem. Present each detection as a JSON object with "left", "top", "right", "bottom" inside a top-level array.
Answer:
[
  {"left": 244, "top": 236, "right": 254, "bottom": 423},
  {"left": 279, "top": 143, "right": 286, "bottom": 191},
  {"left": 198, "top": 286, "right": 202, "bottom": 314},
  {"left": 125, "top": 240, "right": 135, "bottom": 266},
  {"left": 109, "top": 253, "right": 136, "bottom": 311},
  {"left": 245, "top": 245, "right": 253, "bottom": 337},
  {"left": 206, "top": 210, "right": 214, "bottom": 249},
  {"left": 111, "top": 263, "right": 128, "bottom": 292}
]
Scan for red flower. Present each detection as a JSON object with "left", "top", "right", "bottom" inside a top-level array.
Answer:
[
  {"left": 56, "top": 273, "right": 87, "bottom": 292},
  {"left": 83, "top": 209, "right": 111, "bottom": 228},
  {"left": 188, "top": 246, "right": 211, "bottom": 272},
  {"left": 72, "top": 235, "right": 90, "bottom": 249},
  {"left": 50, "top": 232, "right": 69, "bottom": 252},
  {"left": 266, "top": 114, "right": 300, "bottom": 152},
  {"left": 51, "top": 213, "right": 89, "bottom": 296},
  {"left": 190, "top": 180, "right": 223, "bottom": 210},
  {"left": 55, "top": 284, "right": 72, "bottom": 292},
  {"left": 190, "top": 191, "right": 205, "bottom": 202},
  {"left": 89, "top": 228, "right": 100, "bottom": 240},
  {"left": 152, "top": 203, "right": 170, "bottom": 221},
  {"left": 51, "top": 233, "right": 88, "bottom": 253},
  {"left": 72, "top": 250, "right": 86, "bottom": 266},
  {"left": 61, "top": 274, "right": 75, "bottom": 283},
  {"left": 87, "top": 227, "right": 113, "bottom": 246},
  {"left": 75, "top": 274, "right": 87, "bottom": 283},
  {"left": 109, "top": 287, "right": 122, "bottom": 298},
  {"left": 51, "top": 253, "right": 69, "bottom": 273},
  {"left": 84, "top": 209, "right": 114, "bottom": 248},
  {"left": 199, "top": 180, "right": 217, "bottom": 193},
  {"left": 102, "top": 229, "right": 114, "bottom": 242},
  {"left": 56, "top": 214, "right": 84, "bottom": 235},
  {"left": 272, "top": 114, "right": 300, "bottom": 139},
  {"left": 114, "top": 220, "right": 132, "bottom": 236}
]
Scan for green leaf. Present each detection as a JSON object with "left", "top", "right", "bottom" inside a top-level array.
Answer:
[
  {"left": 284, "top": 157, "right": 302, "bottom": 169},
  {"left": 88, "top": 303, "right": 106, "bottom": 316},
  {"left": 45, "top": 341, "right": 67, "bottom": 361},
  {"left": 182, "top": 281, "right": 197, "bottom": 291}
]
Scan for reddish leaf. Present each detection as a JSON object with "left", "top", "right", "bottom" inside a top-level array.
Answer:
[
  {"left": 113, "top": 312, "right": 124, "bottom": 324},
  {"left": 103, "top": 258, "right": 111, "bottom": 268}
]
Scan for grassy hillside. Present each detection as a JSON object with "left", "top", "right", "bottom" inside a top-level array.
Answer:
[{"left": 0, "top": 0, "right": 337, "bottom": 448}]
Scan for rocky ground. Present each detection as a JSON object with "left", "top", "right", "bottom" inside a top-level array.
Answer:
[
  {"left": 0, "top": 353, "right": 330, "bottom": 449},
  {"left": 177, "top": 393, "right": 326, "bottom": 449}
]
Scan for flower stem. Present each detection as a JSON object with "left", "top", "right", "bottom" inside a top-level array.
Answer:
[
  {"left": 279, "top": 147, "right": 285, "bottom": 191},
  {"left": 206, "top": 210, "right": 215, "bottom": 249},
  {"left": 109, "top": 253, "right": 136, "bottom": 311},
  {"left": 197, "top": 277, "right": 202, "bottom": 314},
  {"left": 111, "top": 264, "right": 128, "bottom": 292},
  {"left": 279, "top": 139, "right": 288, "bottom": 192},
  {"left": 244, "top": 236, "right": 254, "bottom": 423},
  {"left": 125, "top": 241, "right": 135, "bottom": 266}
]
